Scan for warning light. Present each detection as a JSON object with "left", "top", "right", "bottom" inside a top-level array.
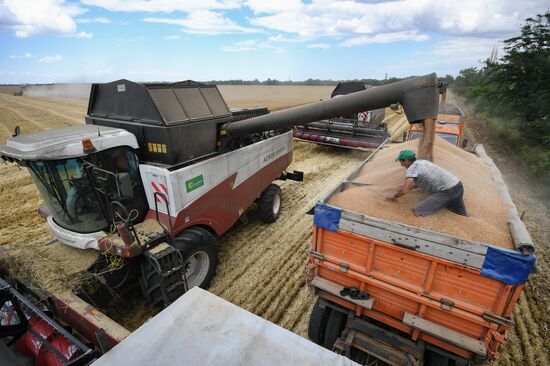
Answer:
[{"left": 82, "top": 138, "right": 96, "bottom": 153}]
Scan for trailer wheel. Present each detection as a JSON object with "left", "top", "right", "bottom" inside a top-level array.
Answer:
[
  {"left": 425, "top": 350, "right": 450, "bottom": 366},
  {"left": 308, "top": 300, "right": 330, "bottom": 345},
  {"left": 324, "top": 309, "right": 347, "bottom": 350},
  {"left": 257, "top": 184, "right": 282, "bottom": 223},
  {"left": 174, "top": 227, "right": 219, "bottom": 289}
]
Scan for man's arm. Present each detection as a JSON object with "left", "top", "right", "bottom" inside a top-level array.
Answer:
[{"left": 393, "top": 178, "right": 415, "bottom": 199}]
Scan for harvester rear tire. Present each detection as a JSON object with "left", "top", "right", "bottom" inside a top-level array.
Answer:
[
  {"left": 257, "top": 184, "right": 282, "bottom": 223},
  {"left": 174, "top": 227, "right": 218, "bottom": 289},
  {"left": 324, "top": 309, "right": 347, "bottom": 350},
  {"left": 308, "top": 300, "right": 330, "bottom": 345}
]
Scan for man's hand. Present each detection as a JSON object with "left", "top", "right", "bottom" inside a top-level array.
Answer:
[{"left": 393, "top": 178, "right": 415, "bottom": 199}]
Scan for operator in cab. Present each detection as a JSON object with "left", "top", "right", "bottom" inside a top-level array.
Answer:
[{"left": 389, "top": 149, "right": 468, "bottom": 217}]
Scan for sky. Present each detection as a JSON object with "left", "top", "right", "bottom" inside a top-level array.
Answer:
[{"left": 0, "top": 0, "right": 548, "bottom": 84}]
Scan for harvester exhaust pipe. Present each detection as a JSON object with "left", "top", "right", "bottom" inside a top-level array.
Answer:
[{"left": 223, "top": 73, "right": 440, "bottom": 139}]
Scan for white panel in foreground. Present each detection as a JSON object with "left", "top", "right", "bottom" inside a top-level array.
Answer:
[{"left": 93, "top": 287, "right": 357, "bottom": 366}]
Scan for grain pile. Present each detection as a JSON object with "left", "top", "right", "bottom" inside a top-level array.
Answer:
[{"left": 328, "top": 137, "right": 514, "bottom": 248}]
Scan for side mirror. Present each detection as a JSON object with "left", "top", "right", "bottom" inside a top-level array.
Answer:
[{"left": 116, "top": 172, "right": 134, "bottom": 199}]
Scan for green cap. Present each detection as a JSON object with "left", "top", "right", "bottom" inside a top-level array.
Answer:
[{"left": 396, "top": 149, "right": 416, "bottom": 161}]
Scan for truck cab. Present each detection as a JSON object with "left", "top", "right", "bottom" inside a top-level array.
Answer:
[{"left": 406, "top": 103, "right": 466, "bottom": 147}]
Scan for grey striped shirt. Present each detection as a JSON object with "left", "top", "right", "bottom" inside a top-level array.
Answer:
[{"left": 406, "top": 160, "right": 459, "bottom": 194}]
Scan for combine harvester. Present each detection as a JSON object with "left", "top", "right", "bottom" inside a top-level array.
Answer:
[
  {"left": 0, "top": 80, "right": 305, "bottom": 308},
  {"left": 1, "top": 75, "right": 444, "bottom": 360},
  {"left": 293, "top": 82, "right": 410, "bottom": 150}
]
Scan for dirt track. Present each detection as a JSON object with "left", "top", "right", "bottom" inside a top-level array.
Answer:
[
  {"left": 0, "top": 89, "right": 548, "bottom": 364},
  {"left": 453, "top": 92, "right": 550, "bottom": 366}
]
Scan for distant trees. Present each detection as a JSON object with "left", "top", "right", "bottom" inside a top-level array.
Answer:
[
  {"left": 496, "top": 13, "right": 550, "bottom": 140},
  {"left": 205, "top": 76, "right": 416, "bottom": 86},
  {"left": 452, "top": 12, "right": 550, "bottom": 175}
]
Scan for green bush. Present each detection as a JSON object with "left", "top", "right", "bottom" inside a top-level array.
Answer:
[{"left": 452, "top": 12, "right": 550, "bottom": 177}]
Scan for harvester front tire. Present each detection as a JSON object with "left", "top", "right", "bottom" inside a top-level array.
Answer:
[
  {"left": 139, "top": 260, "right": 164, "bottom": 307},
  {"left": 257, "top": 184, "right": 282, "bottom": 223},
  {"left": 308, "top": 300, "right": 330, "bottom": 345},
  {"left": 174, "top": 227, "right": 218, "bottom": 289},
  {"left": 324, "top": 309, "right": 347, "bottom": 350}
]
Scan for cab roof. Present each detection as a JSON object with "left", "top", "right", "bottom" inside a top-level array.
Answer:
[{"left": 0, "top": 125, "right": 138, "bottom": 161}]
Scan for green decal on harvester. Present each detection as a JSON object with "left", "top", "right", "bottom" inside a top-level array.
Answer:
[{"left": 185, "top": 175, "right": 204, "bottom": 192}]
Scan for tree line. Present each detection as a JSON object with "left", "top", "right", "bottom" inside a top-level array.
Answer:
[
  {"left": 452, "top": 12, "right": 550, "bottom": 176},
  {"left": 204, "top": 76, "right": 415, "bottom": 86}
]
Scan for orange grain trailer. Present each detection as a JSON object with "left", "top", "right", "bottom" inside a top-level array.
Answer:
[
  {"left": 407, "top": 103, "right": 466, "bottom": 148},
  {"left": 306, "top": 144, "right": 536, "bottom": 366}
]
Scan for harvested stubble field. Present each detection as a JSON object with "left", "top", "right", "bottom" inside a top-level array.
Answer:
[{"left": 0, "top": 86, "right": 548, "bottom": 365}]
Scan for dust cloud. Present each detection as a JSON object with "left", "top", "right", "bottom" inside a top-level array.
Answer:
[{"left": 23, "top": 83, "right": 91, "bottom": 99}]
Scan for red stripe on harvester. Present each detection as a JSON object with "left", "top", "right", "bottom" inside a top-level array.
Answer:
[{"left": 151, "top": 181, "right": 162, "bottom": 203}]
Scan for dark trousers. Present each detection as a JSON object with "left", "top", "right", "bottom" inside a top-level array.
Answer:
[{"left": 414, "top": 182, "right": 468, "bottom": 217}]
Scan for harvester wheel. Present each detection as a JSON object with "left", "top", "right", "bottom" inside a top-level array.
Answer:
[
  {"left": 324, "top": 309, "right": 347, "bottom": 350},
  {"left": 257, "top": 183, "right": 282, "bottom": 223},
  {"left": 174, "top": 227, "right": 218, "bottom": 289},
  {"left": 139, "top": 260, "right": 165, "bottom": 307},
  {"left": 308, "top": 300, "right": 330, "bottom": 345}
]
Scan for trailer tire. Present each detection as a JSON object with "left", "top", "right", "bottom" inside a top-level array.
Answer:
[
  {"left": 324, "top": 309, "right": 347, "bottom": 350},
  {"left": 174, "top": 227, "right": 218, "bottom": 289},
  {"left": 257, "top": 184, "right": 282, "bottom": 223},
  {"left": 308, "top": 300, "right": 330, "bottom": 345},
  {"left": 425, "top": 350, "right": 450, "bottom": 366}
]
